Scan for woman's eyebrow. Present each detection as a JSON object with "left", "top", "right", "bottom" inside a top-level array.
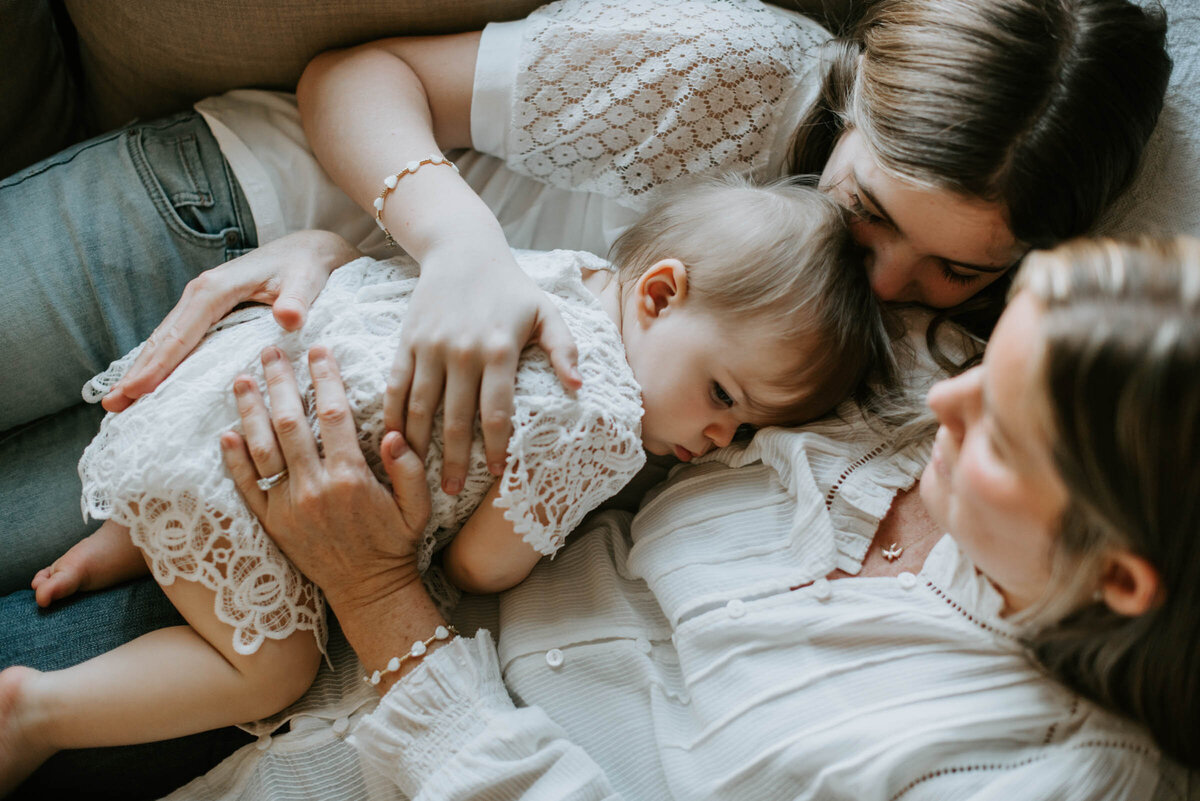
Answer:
[{"left": 855, "top": 176, "right": 1011, "bottom": 275}]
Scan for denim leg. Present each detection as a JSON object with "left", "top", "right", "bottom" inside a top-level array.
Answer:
[
  {"left": 0, "top": 110, "right": 256, "bottom": 430},
  {"left": 1, "top": 579, "right": 254, "bottom": 800},
  {"left": 0, "top": 111, "right": 257, "bottom": 591}
]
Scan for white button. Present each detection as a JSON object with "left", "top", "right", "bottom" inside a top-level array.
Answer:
[
  {"left": 726, "top": 599, "right": 746, "bottom": 618},
  {"left": 898, "top": 572, "right": 918, "bottom": 590},
  {"left": 255, "top": 735, "right": 272, "bottom": 751},
  {"left": 635, "top": 637, "right": 652, "bottom": 654},
  {"left": 811, "top": 578, "right": 832, "bottom": 601},
  {"left": 332, "top": 717, "right": 350, "bottom": 736},
  {"left": 546, "top": 648, "right": 565, "bottom": 668}
]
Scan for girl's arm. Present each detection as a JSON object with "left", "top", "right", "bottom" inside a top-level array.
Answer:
[
  {"left": 297, "top": 36, "right": 581, "bottom": 496},
  {"left": 443, "top": 483, "right": 545, "bottom": 594}
]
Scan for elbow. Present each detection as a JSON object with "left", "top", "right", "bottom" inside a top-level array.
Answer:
[{"left": 444, "top": 548, "right": 538, "bottom": 595}]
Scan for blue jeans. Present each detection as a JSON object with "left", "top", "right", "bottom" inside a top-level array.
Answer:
[
  {"left": 0, "top": 110, "right": 256, "bottom": 591},
  {"left": 0, "top": 111, "right": 258, "bottom": 797}
]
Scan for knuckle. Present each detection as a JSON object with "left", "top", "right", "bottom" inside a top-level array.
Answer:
[
  {"left": 406, "top": 401, "right": 432, "bottom": 423},
  {"left": 442, "top": 417, "right": 474, "bottom": 442},
  {"left": 273, "top": 413, "right": 305, "bottom": 436},
  {"left": 481, "top": 409, "right": 511, "bottom": 430},
  {"left": 248, "top": 443, "right": 276, "bottom": 464},
  {"left": 318, "top": 403, "right": 350, "bottom": 426},
  {"left": 482, "top": 338, "right": 516, "bottom": 364}
]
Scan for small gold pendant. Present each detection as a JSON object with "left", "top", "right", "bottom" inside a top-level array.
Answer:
[{"left": 882, "top": 543, "right": 904, "bottom": 562}]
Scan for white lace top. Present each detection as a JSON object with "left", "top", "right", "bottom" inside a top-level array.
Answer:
[{"left": 78, "top": 249, "right": 645, "bottom": 656}]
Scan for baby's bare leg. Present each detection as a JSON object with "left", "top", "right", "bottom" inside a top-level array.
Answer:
[
  {"left": 0, "top": 573, "right": 321, "bottom": 792},
  {"left": 30, "top": 520, "right": 147, "bottom": 607}
]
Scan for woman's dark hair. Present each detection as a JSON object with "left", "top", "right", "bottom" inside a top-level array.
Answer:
[
  {"left": 1014, "top": 237, "right": 1200, "bottom": 768},
  {"left": 791, "top": 0, "right": 1171, "bottom": 344}
]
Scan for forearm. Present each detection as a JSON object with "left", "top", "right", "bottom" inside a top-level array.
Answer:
[{"left": 297, "top": 35, "right": 509, "bottom": 264}]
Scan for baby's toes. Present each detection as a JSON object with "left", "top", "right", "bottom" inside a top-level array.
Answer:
[{"left": 33, "top": 567, "right": 82, "bottom": 608}]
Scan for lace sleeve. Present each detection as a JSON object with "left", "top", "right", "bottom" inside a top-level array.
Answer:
[
  {"left": 492, "top": 251, "right": 647, "bottom": 555},
  {"left": 505, "top": 0, "right": 825, "bottom": 209}
]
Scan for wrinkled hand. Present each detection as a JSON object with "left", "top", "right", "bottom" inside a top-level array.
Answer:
[
  {"left": 220, "top": 344, "right": 431, "bottom": 610},
  {"left": 103, "top": 231, "right": 359, "bottom": 413},
  {"left": 389, "top": 241, "right": 581, "bottom": 494}
]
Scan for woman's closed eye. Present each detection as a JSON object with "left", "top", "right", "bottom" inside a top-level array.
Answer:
[{"left": 847, "top": 191, "right": 887, "bottom": 226}]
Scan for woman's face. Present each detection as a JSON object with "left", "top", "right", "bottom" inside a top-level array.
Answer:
[
  {"left": 920, "top": 291, "right": 1070, "bottom": 613},
  {"left": 820, "top": 128, "right": 1024, "bottom": 308}
]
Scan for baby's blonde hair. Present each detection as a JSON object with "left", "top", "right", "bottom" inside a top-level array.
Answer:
[{"left": 610, "top": 174, "right": 893, "bottom": 423}]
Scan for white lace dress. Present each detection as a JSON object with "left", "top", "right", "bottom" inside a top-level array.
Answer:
[{"left": 78, "top": 249, "right": 645, "bottom": 656}]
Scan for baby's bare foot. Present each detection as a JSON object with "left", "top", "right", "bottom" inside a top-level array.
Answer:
[
  {"left": 30, "top": 521, "right": 147, "bottom": 607},
  {"left": 31, "top": 549, "right": 92, "bottom": 608},
  {"left": 0, "top": 666, "right": 57, "bottom": 796}
]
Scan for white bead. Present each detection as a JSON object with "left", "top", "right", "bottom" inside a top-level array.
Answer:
[
  {"left": 406, "top": 160, "right": 421, "bottom": 172},
  {"left": 369, "top": 671, "right": 381, "bottom": 685},
  {"left": 434, "top": 625, "right": 450, "bottom": 640},
  {"left": 373, "top": 197, "right": 384, "bottom": 211},
  {"left": 384, "top": 174, "right": 398, "bottom": 189},
  {"left": 411, "top": 640, "right": 427, "bottom": 657},
  {"left": 387, "top": 657, "right": 401, "bottom": 672}
]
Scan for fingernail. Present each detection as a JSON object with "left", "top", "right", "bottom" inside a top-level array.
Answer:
[
  {"left": 233, "top": 379, "right": 249, "bottom": 396},
  {"left": 262, "top": 346, "right": 281, "bottom": 364},
  {"left": 388, "top": 434, "right": 408, "bottom": 458},
  {"left": 443, "top": 478, "right": 462, "bottom": 495}
]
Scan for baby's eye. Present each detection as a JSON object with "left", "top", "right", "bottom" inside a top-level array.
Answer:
[{"left": 711, "top": 382, "right": 733, "bottom": 407}]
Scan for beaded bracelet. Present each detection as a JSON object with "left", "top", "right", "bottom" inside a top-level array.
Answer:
[
  {"left": 373, "top": 155, "right": 460, "bottom": 247},
  {"left": 365, "top": 624, "right": 460, "bottom": 686}
]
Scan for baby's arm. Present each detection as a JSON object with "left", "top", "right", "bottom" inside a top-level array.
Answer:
[{"left": 442, "top": 484, "right": 545, "bottom": 595}]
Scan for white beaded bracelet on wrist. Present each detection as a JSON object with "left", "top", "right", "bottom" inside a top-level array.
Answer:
[
  {"left": 373, "top": 155, "right": 460, "bottom": 247},
  {"left": 365, "top": 624, "right": 459, "bottom": 686}
]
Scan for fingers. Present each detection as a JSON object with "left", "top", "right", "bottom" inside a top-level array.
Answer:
[
  {"left": 232, "top": 373, "right": 288, "bottom": 481},
  {"left": 260, "top": 346, "right": 320, "bottom": 474},
  {"left": 478, "top": 350, "right": 519, "bottom": 476},
  {"left": 307, "top": 346, "right": 363, "bottom": 467},
  {"left": 271, "top": 270, "right": 323, "bottom": 332},
  {"left": 381, "top": 431, "right": 432, "bottom": 534},
  {"left": 536, "top": 305, "right": 582, "bottom": 391},
  {"left": 403, "top": 354, "right": 444, "bottom": 464},
  {"left": 438, "top": 356, "right": 482, "bottom": 494},
  {"left": 104, "top": 272, "right": 238, "bottom": 410},
  {"left": 384, "top": 346, "right": 414, "bottom": 435},
  {"left": 220, "top": 430, "right": 268, "bottom": 519}
]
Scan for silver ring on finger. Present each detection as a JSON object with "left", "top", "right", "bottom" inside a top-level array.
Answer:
[{"left": 256, "top": 468, "right": 289, "bottom": 492}]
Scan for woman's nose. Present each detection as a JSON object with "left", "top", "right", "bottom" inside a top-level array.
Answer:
[
  {"left": 859, "top": 230, "right": 924, "bottom": 303},
  {"left": 926, "top": 366, "right": 982, "bottom": 438}
]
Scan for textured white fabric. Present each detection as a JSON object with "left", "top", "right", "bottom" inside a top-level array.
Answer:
[
  {"left": 493, "top": 0, "right": 825, "bottom": 210},
  {"left": 80, "top": 249, "right": 644, "bottom": 656}
]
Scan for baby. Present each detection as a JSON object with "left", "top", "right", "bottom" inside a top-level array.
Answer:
[{"left": 7, "top": 175, "right": 889, "bottom": 774}]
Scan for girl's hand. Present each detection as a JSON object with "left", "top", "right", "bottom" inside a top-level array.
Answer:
[
  {"left": 102, "top": 231, "right": 360, "bottom": 413},
  {"left": 221, "top": 345, "right": 431, "bottom": 610},
  {"left": 391, "top": 241, "right": 581, "bottom": 494}
]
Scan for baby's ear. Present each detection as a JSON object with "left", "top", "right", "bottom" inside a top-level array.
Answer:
[{"left": 634, "top": 258, "right": 689, "bottom": 321}]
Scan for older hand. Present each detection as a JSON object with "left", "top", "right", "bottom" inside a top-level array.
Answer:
[
  {"left": 103, "top": 231, "right": 359, "bottom": 413},
  {"left": 219, "top": 344, "right": 431, "bottom": 611}
]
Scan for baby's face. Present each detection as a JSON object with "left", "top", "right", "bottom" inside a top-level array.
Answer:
[{"left": 623, "top": 307, "right": 813, "bottom": 461}]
